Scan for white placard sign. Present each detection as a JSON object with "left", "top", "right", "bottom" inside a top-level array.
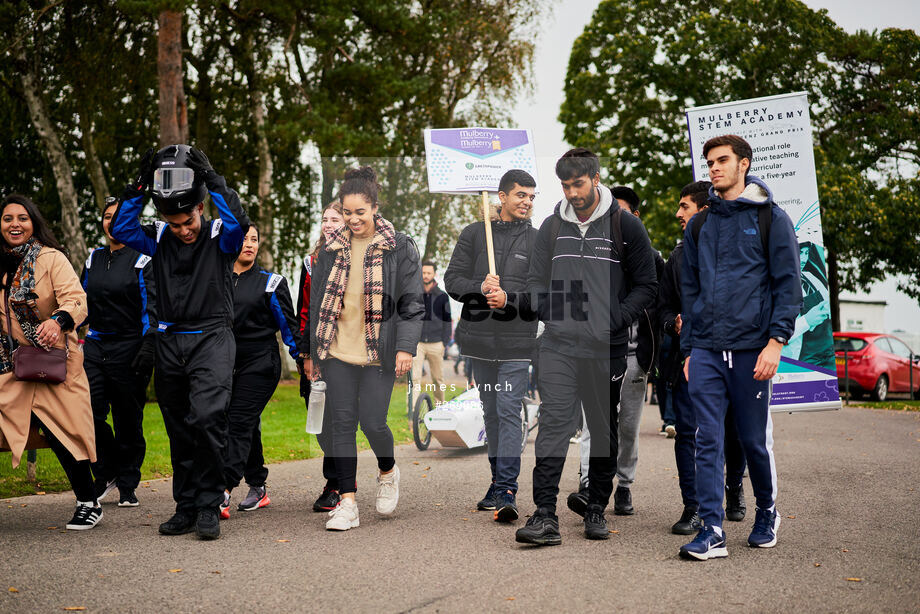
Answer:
[
  {"left": 424, "top": 127, "right": 538, "bottom": 194},
  {"left": 686, "top": 92, "right": 840, "bottom": 412}
]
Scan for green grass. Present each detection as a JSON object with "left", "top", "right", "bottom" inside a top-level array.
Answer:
[
  {"left": 0, "top": 382, "right": 421, "bottom": 499},
  {"left": 851, "top": 399, "right": 920, "bottom": 412}
]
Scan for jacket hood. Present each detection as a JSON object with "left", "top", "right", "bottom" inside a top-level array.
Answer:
[
  {"left": 555, "top": 183, "right": 613, "bottom": 228},
  {"left": 708, "top": 175, "right": 772, "bottom": 214}
]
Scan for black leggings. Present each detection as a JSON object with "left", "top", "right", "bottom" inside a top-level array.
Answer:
[
  {"left": 324, "top": 358, "right": 396, "bottom": 495},
  {"left": 31, "top": 414, "right": 95, "bottom": 503}
]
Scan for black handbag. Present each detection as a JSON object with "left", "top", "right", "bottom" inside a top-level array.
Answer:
[{"left": 4, "top": 289, "right": 67, "bottom": 384}]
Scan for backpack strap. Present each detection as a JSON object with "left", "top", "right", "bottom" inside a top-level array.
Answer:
[
  {"left": 758, "top": 204, "right": 772, "bottom": 255},
  {"left": 609, "top": 205, "right": 624, "bottom": 263},
  {"left": 690, "top": 208, "right": 710, "bottom": 246}
]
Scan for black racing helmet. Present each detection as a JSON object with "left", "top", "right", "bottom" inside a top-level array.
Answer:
[{"left": 151, "top": 144, "right": 207, "bottom": 214}]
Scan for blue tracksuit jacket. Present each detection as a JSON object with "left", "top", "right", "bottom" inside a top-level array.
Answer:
[{"left": 680, "top": 176, "right": 802, "bottom": 354}]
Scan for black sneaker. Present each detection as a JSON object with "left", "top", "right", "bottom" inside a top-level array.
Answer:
[
  {"left": 196, "top": 508, "right": 220, "bottom": 540},
  {"left": 514, "top": 508, "right": 561, "bottom": 546},
  {"left": 584, "top": 504, "right": 609, "bottom": 540},
  {"left": 613, "top": 486, "right": 634, "bottom": 515},
  {"left": 313, "top": 487, "right": 341, "bottom": 512},
  {"left": 725, "top": 484, "right": 746, "bottom": 522},
  {"left": 118, "top": 488, "right": 139, "bottom": 507},
  {"left": 94, "top": 478, "right": 117, "bottom": 503},
  {"left": 158, "top": 511, "right": 196, "bottom": 535},
  {"left": 566, "top": 484, "right": 589, "bottom": 518},
  {"left": 66, "top": 501, "right": 103, "bottom": 530},
  {"left": 477, "top": 482, "right": 497, "bottom": 511},
  {"left": 494, "top": 490, "right": 519, "bottom": 523},
  {"left": 671, "top": 505, "right": 702, "bottom": 535}
]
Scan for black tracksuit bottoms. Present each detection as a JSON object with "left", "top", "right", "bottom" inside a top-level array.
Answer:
[
  {"left": 155, "top": 328, "right": 234, "bottom": 513},
  {"left": 84, "top": 336, "right": 149, "bottom": 490},
  {"left": 223, "top": 342, "right": 280, "bottom": 490},
  {"left": 324, "top": 358, "right": 396, "bottom": 495},
  {"left": 533, "top": 348, "right": 626, "bottom": 513}
]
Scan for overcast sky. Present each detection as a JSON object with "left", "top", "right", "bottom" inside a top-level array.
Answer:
[{"left": 511, "top": 0, "right": 920, "bottom": 337}]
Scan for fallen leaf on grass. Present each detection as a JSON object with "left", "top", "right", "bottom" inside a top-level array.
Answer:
[
  {"left": 846, "top": 577, "right": 862, "bottom": 582},
  {"left": 8, "top": 587, "right": 18, "bottom": 593},
  {"left": 169, "top": 569, "right": 182, "bottom": 573}
]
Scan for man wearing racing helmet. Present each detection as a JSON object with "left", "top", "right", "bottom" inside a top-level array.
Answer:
[{"left": 111, "top": 145, "right": 250, "bottom": 540}]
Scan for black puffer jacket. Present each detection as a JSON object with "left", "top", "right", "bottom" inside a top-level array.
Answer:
[
  {"left": 308, "top": 231, "right": 424, "bottom": 371},
  {"left": 444, "top": 214, "right": 537, "bottom": 361}
]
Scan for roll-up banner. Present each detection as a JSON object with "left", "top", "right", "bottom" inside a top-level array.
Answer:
[{"left": 686, "top": 92, "right": 840, "bottom": 413}]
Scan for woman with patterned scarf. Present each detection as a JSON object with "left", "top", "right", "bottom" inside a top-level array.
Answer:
[
  {"left": 0, "top": 195, "right": 99, "bottom": 530},
  {"left": 307, "top": 166, "right": 424, "bottom": 531}
]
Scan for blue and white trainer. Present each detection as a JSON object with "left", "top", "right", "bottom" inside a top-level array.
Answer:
[
  {"left": 679, "top": 526, "right": 728, "bottom": 561},
  {"left": 748, "top": 507, "right": 780, "bottom": 548}
]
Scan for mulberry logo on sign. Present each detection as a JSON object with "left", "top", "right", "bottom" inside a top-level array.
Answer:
[{"left": 424, "top": 127, "right": 538, "bottom": 194}]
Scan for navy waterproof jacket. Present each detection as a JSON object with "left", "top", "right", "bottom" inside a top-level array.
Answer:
[{"left": 680, "top": 176, "right": 802, "bottom": 354}]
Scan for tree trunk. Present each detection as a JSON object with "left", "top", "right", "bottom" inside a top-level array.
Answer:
[
  {"left": 79, "top": 110, "right": 111, "bottom": 211},
  {"left": 827, "top": 246, "right": 841, "bottom": 332},
  {"left": 157, "top": 10, "right": 189, "bottom": 146},
  {"left": 17, "top": 46, "right": 88, "bottom": 270},
  {"left": 242, "top": 30, "right": 274, "bottom": 270}
]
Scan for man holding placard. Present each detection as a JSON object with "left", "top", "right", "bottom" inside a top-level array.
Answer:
[
  {"left": 445, "top": 169, "right": 539, "bottom": 525},
  {"left": 679, "top": 135, "right": 801, "bottom": 560},
  {"left": 516, "top": 149, "right": 657, "bottom": 545}
]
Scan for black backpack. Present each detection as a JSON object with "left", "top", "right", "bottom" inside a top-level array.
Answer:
[{"left": 690, "top": 206, "right": 771, "bottom": 255}]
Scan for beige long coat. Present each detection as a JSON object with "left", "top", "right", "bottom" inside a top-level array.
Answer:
[{"left": 0, "top": 247, "right": 95, "bottom": 467}]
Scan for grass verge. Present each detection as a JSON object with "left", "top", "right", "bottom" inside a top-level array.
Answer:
[
  {"left": 1, "top": 381, "right": 423, "bottom": 499},
  {"left": 851, "top": 399, "right": 920, "bottom": 412}
]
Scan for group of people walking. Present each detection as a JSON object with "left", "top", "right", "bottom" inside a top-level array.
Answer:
[{"left": 0, "top": 133, "right": 802, "bottom": 560}]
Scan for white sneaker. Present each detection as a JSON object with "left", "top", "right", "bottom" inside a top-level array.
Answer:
[
  {"left": 375, "top": 465, "right": 400, "bottom": 515},
  {"left": 325, "top": 498, "right": 359, "bottom": 531}
]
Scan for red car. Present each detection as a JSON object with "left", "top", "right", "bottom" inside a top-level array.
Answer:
[{"left": 834, "top": 332, "right": 920, "bottom": 401}]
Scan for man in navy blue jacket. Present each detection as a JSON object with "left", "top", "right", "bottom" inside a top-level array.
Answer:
[{"left": 679, "top": 135, "right": 802, "bottom": 560}]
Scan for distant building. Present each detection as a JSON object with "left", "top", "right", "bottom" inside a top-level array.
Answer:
[{"left": 839, "top": 299, "right": 886, "bottom": 333}]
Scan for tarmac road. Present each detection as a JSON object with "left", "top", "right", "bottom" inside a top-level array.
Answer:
[{"left": 1, "top": 404, "right": 918, "bottom": 613}]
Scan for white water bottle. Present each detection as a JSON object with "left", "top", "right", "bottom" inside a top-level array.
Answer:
[{"left": 306, "top": 380, "right": 327, "bottom": 434}]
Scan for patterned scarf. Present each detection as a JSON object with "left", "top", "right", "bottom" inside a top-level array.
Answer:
[
  {"left": 1, "top": 238, "right": 44, "bottom": 374},
  {"left": 315, "top": 213, "right": 397, "bottom": 362}
]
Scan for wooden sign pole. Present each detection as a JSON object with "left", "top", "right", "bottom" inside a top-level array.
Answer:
[{"left": 481, "top": 190, "right": 496, "bottom": 275}]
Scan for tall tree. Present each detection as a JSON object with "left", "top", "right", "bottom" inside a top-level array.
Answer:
[{"left": 158, "top": 7, "right": 188, "bottom": 145}]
